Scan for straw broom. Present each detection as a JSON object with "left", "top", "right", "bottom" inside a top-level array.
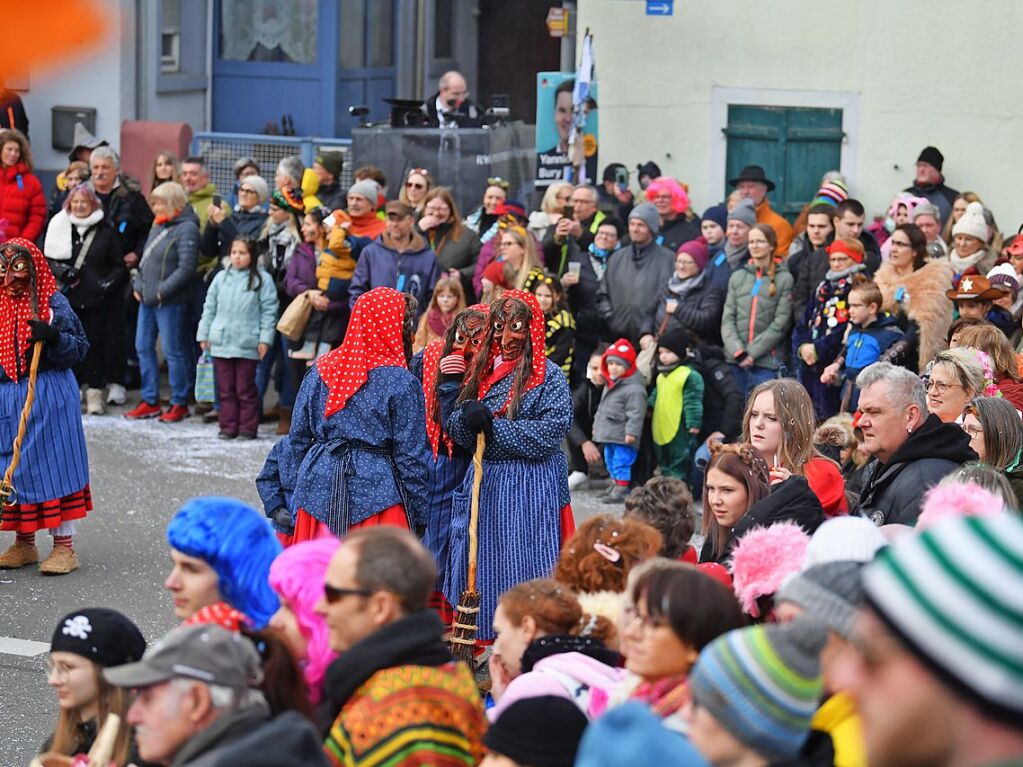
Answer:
[{"left": 450, "top": 432, "right": 486, "bottom": 662}]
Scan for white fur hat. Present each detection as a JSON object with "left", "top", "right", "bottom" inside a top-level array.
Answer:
[{"left": 952, "top": 201, "right": 989, "bottom": 242}]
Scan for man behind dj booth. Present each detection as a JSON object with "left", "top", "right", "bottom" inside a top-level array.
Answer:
[{"left": 424, "top": 70, "right": 483, "bottom": 128}]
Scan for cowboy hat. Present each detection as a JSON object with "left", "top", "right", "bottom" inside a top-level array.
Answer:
[{"left": 945, "top": 274, "right": 1005, "bottom": 302}]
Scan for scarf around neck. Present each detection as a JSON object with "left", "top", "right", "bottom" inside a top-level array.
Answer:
[
  {"left": 667, "top": 270, "right": 705, "bottom": 298},
  {"left": 949, "top": 247, "right": 987, "bottom": 275},
  {"left": 44, "top": 207, "right": 104, "bottom": 262}
]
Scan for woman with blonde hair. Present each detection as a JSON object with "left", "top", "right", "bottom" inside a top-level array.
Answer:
[
  {"left": 398, "top": 167, "right": 433, "bottom": 216},
  {"left": 528, "top": 182, "right": 573, "bottom": 241},
  {"left": 741, "top": 378, "right": 848, "bottom": 516},
  {"left": 481, "top": 223, "right": 546, "bottom": 302},
  {"left": 38, "top": 608, "right": 146, "bottom": 765},
  {"left": 926, "top": 347, "right": 987, "bottom": 424}
]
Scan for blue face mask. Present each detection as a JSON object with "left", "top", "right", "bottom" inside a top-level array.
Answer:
[{"left": 589, "top": 242, "right": 610, "bottom": 259}]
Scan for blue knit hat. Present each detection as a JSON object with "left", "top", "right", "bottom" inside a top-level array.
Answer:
[
  {"left": 863, "top": 512, "right": 1023, "bottom": 722},
  {"left": 701, "top": 204, "right": 728, "bottom": 231},
  {"left": 167, "top": 497, "right": 282, "bottom": 629},
  {"left": 688, "top": 619, "right": 826, "bottom": 761},
  {"left": 576, "top": 703, "right": 709, "bottom": 767}
]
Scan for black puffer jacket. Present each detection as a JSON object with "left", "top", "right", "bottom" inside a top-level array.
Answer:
[
  {"left": 853, "top": 414, "right": 976, "bottom": 526},
  {"left": 656, "top": 213, "right": 701, "bottom": 253},
  {"left": 700, "top": 476, "right": 824, "bottom": 565}
]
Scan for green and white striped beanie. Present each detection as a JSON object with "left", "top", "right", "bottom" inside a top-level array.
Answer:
[{"left": 863, "top": 512, "right": 1023, "bottom": 721}]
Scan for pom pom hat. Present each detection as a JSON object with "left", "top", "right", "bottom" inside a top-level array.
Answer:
[
  {"left": 863, "top": 513, "right": 1023, "bottom": 722},
  {"left": 730, "top": 521, "right": 810, "bottom": 618},
  {"left": 952, "top": 201, "right": 990, "bottom": 242}
]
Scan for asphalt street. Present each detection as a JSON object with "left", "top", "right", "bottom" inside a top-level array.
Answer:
[{"left": 0, "top": 402, "right": 617, "bottom": 766}]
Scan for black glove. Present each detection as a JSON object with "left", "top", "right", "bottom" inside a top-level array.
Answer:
[
  {"left": 27, "top": 320, "right": 61, "bottom": 345},
  {"left": 272, "top": 507, "right": 295, "bottom": 534},
  {"left": 461, "top": 401, "right": 494, "bottom": 439}
]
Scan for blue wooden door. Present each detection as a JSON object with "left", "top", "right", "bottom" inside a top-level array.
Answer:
[
  {"left": 211, "top": 0, "right": 398, "bottom": 138},
  {"left": 724, "top": 106, "right": 843, "bottom": 221},
  {"left": 335, "top": 0, "right": 399, "bottom": 137}
]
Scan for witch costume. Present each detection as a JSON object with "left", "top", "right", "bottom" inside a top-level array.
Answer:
[
  {"left": 283, "top": 287, "right": 430, "bottom": 542},
  {"left": 0, "top": 238, "right": 90, "bottom": 575},
  {"left": 411, "top": 304, "right": 489, "bottom": 621},
  {"left": 443, "top": 290, "right": 574, "bottom": 640}
]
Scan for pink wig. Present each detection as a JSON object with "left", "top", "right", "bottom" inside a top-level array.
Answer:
[
  {"left": 887, "top": 194, "right": 930, "bottom": 220},
  {"left": 730, "top": 521, "right": 810, "bottom": 618},
  {"left": 645, "top": 176, "right": 690, "bottom": 214},
  {"left": 917, "top": 481, "right": 1005, "bottom": 531},
  {"left": 268, "top": 537, "right": 340, "bottom": 704}
]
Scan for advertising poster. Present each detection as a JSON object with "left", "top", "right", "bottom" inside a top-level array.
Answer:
[{"left": 535, "top": 72, "right": 598, "bottom": 188}]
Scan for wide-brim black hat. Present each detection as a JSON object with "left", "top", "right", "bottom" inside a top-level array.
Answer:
[{"left": 728, "top": 164, "right": 776, "bottom": 192}]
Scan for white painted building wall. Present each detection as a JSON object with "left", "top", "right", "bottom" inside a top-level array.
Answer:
[
  {"left": 577, "top": 0, "right": 1023, "bottom": 229},
  {"left": 18, "top": 0, "right": 208, "bottom": 176}
]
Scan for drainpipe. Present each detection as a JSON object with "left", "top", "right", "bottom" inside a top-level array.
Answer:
[{"left": 560, "top": 0, "right": 576, "bottom": 72}]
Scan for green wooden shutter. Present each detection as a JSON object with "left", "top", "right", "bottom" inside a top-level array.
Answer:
[{"left": 724, "top": 106, "right": 843, "bottom": 221}]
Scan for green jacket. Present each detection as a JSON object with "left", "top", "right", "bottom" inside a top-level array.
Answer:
[{"left": 721, "top": 260, "right": 794, "bottom": 369}]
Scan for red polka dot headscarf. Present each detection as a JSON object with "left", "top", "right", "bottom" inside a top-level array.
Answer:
[
  {"left": 317, "top": 287, "right": 410, "bottom": 417},
  {"left": 478, "top": 289, "right": 547, "bottom": 410},
  {"left": 0, "top": 238, "right": 56, "bottom": 382}
]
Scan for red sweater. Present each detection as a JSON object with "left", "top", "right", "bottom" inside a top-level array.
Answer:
[{"left": 0, "top": 162, "right": 45, "bottom": 241}]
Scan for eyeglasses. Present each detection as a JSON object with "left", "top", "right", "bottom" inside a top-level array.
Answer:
[
  {"left": 239, "top": 187, "right": 257, "bottom": 194},
  {"left": 924, "top": 379, "right": 961, "bottom": 395},
  {"left": 889, "top": 239, "right": 911, "bottom": 248},
  {"left": 323, "top": 583, "right": 374, "bottom": 604},
  {"left": 675, "top": 258, "right": 697, "bottom": 268},
  {"left": 621, "top": 604, "right": 667, "bottom": 636},
  {"left": 405, "top": 181, "right": 426, "bottom": 190},
  {"left": 44, "top": 658, "right": 76, "bottom": 681},
  {"left": 961, "top": 423, "right": 984, "bottom": 438}
]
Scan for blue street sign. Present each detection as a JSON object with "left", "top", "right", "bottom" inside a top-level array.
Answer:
[{"left": 646, "top": 0, "right": 673, "bottom": 15}]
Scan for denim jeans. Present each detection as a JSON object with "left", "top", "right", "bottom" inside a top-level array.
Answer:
[
  {"left": 728, "top": 363, "right": 779, "bottom": 397},
  {"left": 256, "top": 331, "right": 297, "bottom": 409},
  {"left": 136, "top": 303, "right": 191, "bottom": 406}
]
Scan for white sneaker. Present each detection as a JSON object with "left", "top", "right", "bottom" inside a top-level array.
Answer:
[
  {"left": 106, "top": 383, "right": 127, "bottom": 405},
  {"left": 85, "top": 388, "right": 105, "bottom": 415},
  {"left": 568, "top": 471, "right": 588, "bottom": 490}
]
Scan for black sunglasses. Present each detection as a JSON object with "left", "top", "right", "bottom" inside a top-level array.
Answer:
[{"left": 323, "top": 583, "right": 374, "bottom": 603}]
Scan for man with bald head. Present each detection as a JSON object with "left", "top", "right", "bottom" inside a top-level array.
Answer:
[{"left": 425, "top": 70, "right": 482, "bottom": 128}]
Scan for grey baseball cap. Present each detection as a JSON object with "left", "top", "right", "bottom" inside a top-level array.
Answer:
[{"left": 103, "top": 624, "right": 263, "bottom": 689}]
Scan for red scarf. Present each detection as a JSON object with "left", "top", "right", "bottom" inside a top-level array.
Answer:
[
  {"left": 317, "top": 287, "right": 409, "bottom": 417},
  {"left": 348, "top": 211, "right": 387, "bottom": 239},
  {"left": 0, "top": 238, "right": 56, "bottom": 382},
  {"left": 477, "top": 289, "right": 547, "bottom": 415},
  {"left": 426, "top": 306, "right": 455, "bottom": 339},
  {"left": 421, "top": 340, "right": 452, "bottom": 459}
]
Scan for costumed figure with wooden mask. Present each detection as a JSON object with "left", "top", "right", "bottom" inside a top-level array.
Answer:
[
  {"left": 0, "top": 238, "right": 90, "bottom": 575},
  {"left": 442, "top": 290, "right": 574, "bottom": 641}
]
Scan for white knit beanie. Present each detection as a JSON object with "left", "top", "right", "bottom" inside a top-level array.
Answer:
[
  {"left": 952, "top": 201, "right": 989, "bottom": 242},
  {"left": 802, "top": 516, "right": 887, "bottom": 569}
]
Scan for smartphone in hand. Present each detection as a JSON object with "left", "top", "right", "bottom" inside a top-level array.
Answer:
[{"left": 212, "top": 195, "right": 223, "bottom": 208}]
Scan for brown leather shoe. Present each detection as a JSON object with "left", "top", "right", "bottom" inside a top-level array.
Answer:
[
  {"left": 0, "top": 539, "right": 39, "bottom": 569},
  {"left": 276, "top": 406, "right": 292, "bottom": 435},
  {"left": 39, "top": 546, "right": 79, "bottom": 575}
]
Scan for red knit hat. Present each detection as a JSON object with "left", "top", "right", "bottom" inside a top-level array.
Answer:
[
  {"left": 601, "top": 338, "right": 638, "bottom": 387},
  {"left": 826, "top": 239, "right": 864, "bottom": 264},
  {"left": 677, "top": 238, "right": 710, "bottom": 271}
]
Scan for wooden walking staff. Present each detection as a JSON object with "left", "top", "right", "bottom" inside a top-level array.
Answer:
[
  {"left": 450, "top": 432, "right": 486, "bottom": 663},
  {"left": 0, "top": 340, "right": 43, "bottom": 519}
]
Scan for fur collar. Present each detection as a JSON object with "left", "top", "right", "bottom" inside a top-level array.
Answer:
[{"left": 874, "top": 259, "right": 953, "bottom": 369}]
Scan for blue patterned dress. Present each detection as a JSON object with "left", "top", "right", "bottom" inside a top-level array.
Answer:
[
  {"left": 442, "top": 358, "right": 572, "bottom": 640},
  {"left": 288, "top": 366, "right": 431, "bottom": 535},
  {"left": 0, "top": 294, "right": 89, "bottom": 522}
]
